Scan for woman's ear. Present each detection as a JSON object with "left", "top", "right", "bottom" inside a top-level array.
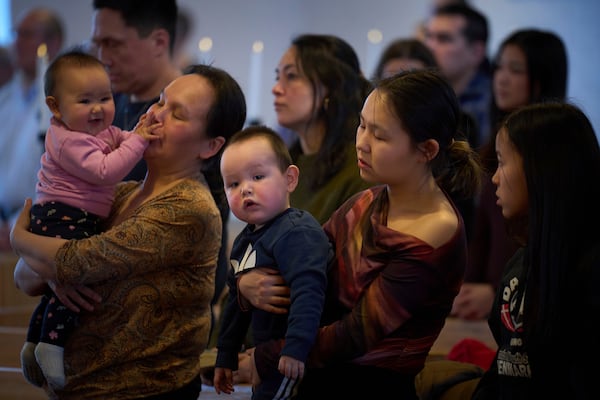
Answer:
[
  {"left": 286, "top": 164, "right": 300, "bottom": 192},
  {"left": 45, "top": 96, "right": 61, "bottom": 120},
  {"left": 198, "top": 136, "right": 226, "bottom": 160},
  {"left": 418, "top": 139, "right": 440, "bottom": 162}
]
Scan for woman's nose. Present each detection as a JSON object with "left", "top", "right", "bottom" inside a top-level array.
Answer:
[
  {"left": 272, "top": 81, "right": 283, "bottom": 95},
  {"left": 356, "top": 131, "right": 368, "bottom": 152},
  {"left": 150, "top": 106, "right": 164, "bottom": 122}
]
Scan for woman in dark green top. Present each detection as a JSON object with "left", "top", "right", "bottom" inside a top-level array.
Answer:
[{"left": 272, "top": 34, "right": 371, "bottom": 224}]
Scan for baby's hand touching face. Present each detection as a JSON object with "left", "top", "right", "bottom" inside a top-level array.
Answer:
[{"left": 133, "top": 113, "right": 161, "bottom": 142}]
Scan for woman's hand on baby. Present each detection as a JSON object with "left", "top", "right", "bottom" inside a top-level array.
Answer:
[
  {"left": 278, "top": 355, "right": 305, "bottom": 380},
  {"left": 48, "top": 280, "right": 102, "bottom": 313},
  {"left": 238, "top": 268, "right": 290, "bottom": 314},
  {"left": 9, "top": 198, "right": 32, "bottom": 245},
  {"left": 9, "top": 198, "right": 33, "bottom": 256}
]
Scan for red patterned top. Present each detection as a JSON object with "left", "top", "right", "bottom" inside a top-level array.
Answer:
[{"left": 313, "top": 185, "right": 466, "bottom": 374}]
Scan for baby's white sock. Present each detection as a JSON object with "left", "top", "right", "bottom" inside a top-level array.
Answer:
[
  {"left": 20, "top": 341, "right": 46, "bottom": 387},
  {"left": 35, "top": 342, "right": 66, "bottom": 389}
]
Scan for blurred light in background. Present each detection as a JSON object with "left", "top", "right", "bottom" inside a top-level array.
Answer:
[{"left": 0, "top": 0, "right": 11, "bottom": 45}]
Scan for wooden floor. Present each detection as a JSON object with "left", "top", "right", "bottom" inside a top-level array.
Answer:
[
  {"left": 0, "top": 308, "right": 48, "bottom": 400},
  {"left": 0, "top": 252, "right": 53, "bottom": 400}
]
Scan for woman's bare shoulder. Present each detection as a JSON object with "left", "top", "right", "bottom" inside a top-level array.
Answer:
[
  {"left": 389, "top": 200, "right": 458, "bottom": 248},
  {"left": 420, "top": 205, "right": 458, "bottom": 248}
]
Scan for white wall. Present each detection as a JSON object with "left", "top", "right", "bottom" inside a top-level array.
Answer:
[{"left": 9, "top": 0, "right": 600, "bottom": 137}]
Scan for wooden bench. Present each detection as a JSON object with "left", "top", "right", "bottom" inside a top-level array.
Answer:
[
  {"left": 0, "top": 320, "right": 47, "bottom": 400},
  {"left": 0, "top": 252, "right": 47, "bottom": 400}
]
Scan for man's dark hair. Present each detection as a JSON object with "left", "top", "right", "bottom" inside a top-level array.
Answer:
[
  {"left": 434, "top": 3, "right": 488, "bottom": 45},
  {"left": 92, "top": 0, "right": 177, "bottom": 52}
]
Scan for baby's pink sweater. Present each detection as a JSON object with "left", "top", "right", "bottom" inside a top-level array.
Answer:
[{"left": 35, "top": 118, "right": 148, "bottom": 218}]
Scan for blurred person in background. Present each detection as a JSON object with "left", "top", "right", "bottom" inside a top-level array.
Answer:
[
  {"left": 0, "top": 7, "right": 64, "bottom": 250},
  {"left": 423, "top": 3, "right": 491, "bottom": 149},
  {"left": 0, "top": 45, "right": 14, "bottom": 87},
  {"left": 372, "top": 37, "right": 437, "bottom": 80},
  {"left": 451, "top": 28, "right": 568, "bottom": 321},
  {"left": 272, "top": 33, "right": 371, "bottom": 225}
]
